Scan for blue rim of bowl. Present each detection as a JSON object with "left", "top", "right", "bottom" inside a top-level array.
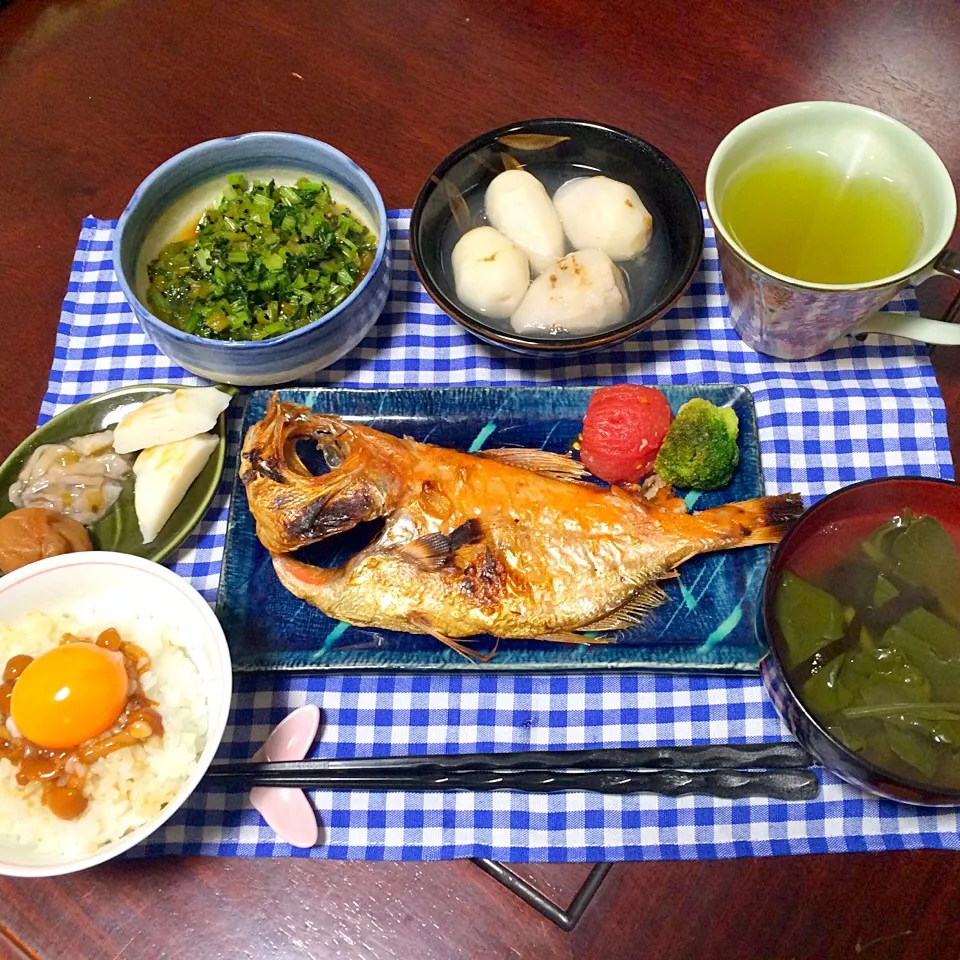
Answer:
[
  {"left": 113, "top": 132, "right": 389, "bottom": 351},
  {"left": 761, "top": 474, "right": 960, "bottom": 803},
  {"left": 409, "top": 117, "right": 705, "bottom": 352}
]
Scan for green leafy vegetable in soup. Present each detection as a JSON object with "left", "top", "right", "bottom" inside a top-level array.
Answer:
[
  {"left": 146, "top": 175, "right": 378, "bottom": 341},
  {"left": 775, "top": 510, "right": 960, "bottom": 788}
]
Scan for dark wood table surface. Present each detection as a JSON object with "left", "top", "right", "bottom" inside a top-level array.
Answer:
[{"left": 2, "top": 1, "right": 960, "bottom": 957}]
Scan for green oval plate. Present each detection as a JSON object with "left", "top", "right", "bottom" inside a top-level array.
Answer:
[{"left": 0, "top": 383, "right": 235, "bottom": 566}]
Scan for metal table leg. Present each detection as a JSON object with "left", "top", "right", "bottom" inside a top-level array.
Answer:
[{"left": 471, "top": 858, "right": 613, "bottom": 932}]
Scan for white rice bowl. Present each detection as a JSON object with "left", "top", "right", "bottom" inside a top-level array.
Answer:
[
  {"left": 0, "top": 552, "right": 231, "bottom": 877},
  {"left": 0, "top": 611, "right": 206, "bottom": 857}
]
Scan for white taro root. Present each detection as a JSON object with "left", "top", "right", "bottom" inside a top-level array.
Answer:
[
  {"left": 552, "top": 176, "right": 653, "bottom": 261},
  {"left": 133, "top": 433, "right": 219, "bottom": 544},
  {"left": 485, "top": 170, "right": 565, "bottom": 274},
  {"left": 113, "top": 387, "right": 231, "bottom": 455},
  {"left": 451, "top": 227, "right": 530, "bottom": 318},
  {"left": 510, "top": 248, "right": 628, "bottom": 336}
]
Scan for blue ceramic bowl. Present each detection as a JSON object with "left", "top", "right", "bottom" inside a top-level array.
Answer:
[{"left": 113, "top": 132, "right": 391, "bottom": 386}]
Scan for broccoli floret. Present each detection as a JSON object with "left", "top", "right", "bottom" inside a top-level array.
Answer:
[{"left": 654, "top": 398, "right": 740, "bottom": 491}]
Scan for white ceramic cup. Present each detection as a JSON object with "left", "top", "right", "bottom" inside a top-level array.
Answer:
[{"left": 706, "top": 101, "right": 960, "bottom": 360}]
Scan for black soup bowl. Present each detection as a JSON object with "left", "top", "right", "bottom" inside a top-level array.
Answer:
[
  {"left": 760, "top": 476, "right": 960, "bottom": 806},
  {"left": 410, "top": 118, "right": 704, "bottom": 356}
]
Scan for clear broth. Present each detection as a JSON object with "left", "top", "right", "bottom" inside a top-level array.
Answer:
[{"left": 438, "top": 162, "right": 670, "bottom": 339}]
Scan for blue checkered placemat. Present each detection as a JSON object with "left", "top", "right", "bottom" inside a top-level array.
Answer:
[{"left": 39, "top": 210, "right": 956, "bottom": 862}]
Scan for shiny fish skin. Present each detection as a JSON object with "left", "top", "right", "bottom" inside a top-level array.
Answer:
[{"left": 241, "top": 396, "right": 803, "bottom": 645}]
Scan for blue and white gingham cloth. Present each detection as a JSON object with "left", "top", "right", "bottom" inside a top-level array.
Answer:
[{"left": 39, "top": 211, "right": 956, "bottom": 862}]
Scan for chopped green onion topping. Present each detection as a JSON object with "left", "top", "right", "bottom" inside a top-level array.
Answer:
[{"left": 146, "top": 175, "right": 378, "bottom": 341}]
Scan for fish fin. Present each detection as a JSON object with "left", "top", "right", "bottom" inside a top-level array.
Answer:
[
  {"left": 696, "top": 493, "right": 805, "bottom": 548},
  {"left": 408, "top": 613, "right": 500, "bottom": 662},
  {"left": 396, "top": 519, "right": 483, "bottom": 569},
  {"left": 577, "top": 583, "right": 670, "bottom": 632},
  {"left": 531, "top": 630, "right": 615, "bottom": 645},
  {"left": 475, "top": 447, "right": 590, "bottom": 482}
]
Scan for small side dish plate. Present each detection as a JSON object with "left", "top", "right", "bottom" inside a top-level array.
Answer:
[
  {"left": 219, "top": 385, "right": 769, "bottom": 674},
  {"left": 0, "top": 383, "right": 231, "bottom": 566}
]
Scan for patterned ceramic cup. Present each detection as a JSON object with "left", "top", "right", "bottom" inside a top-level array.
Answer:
[{"left": 706, "top": 102, "right": 960, "bottom": 360}]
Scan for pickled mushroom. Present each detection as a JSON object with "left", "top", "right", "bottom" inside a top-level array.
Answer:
[
  {"left": 8, "top": 431, "right": 129, "bottom": 526},
  {"left": 0, "top": 508, "right": 93, "bottom": 574}
]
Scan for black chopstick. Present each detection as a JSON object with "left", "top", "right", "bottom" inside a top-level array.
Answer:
[
  {"left": 206, "top": 766, "right": 817, "bottom": 801},
  {"left": 205, "top": 742, "right": 818, "bottom": 801}
]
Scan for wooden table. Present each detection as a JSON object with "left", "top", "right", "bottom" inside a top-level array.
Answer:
[{"left": 1, "top": 2, "right": 959, "bottom": 957}]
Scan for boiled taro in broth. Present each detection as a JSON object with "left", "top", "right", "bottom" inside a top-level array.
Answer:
[{"left": 774, "top": 509, "right": 960, "bottom": 788}]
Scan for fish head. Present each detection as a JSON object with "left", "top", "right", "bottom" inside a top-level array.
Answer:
[{"left": 240, "top": 395, "right": 414, "bottom": 554}]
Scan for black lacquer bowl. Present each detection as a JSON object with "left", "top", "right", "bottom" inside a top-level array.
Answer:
[
  {"left": 759, "top": 476, "right": 960, "bottom": 806},
  {"left": 410, "top": 118, "right": 704, "bottom": 356}
]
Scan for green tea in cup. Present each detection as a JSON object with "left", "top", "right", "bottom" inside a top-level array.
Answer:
[
  {"left": 705, "top": 101, "right": 960, "bottom": 359},
  {"left": 720, "top": 149, "right": 924, "bottom": 286}
]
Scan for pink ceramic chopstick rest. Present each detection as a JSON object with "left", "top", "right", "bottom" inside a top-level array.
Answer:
[{"left": 249, "top": 704, "right": 321, "bottom": 848}]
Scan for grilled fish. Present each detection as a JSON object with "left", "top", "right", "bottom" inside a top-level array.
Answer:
[{"left": 240, "top": 396, "right": 803, "bottom": 659}]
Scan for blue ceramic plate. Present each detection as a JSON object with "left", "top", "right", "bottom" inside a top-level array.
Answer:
[{"left": 218, "top": 385, "right": 768, "bottom": 673}]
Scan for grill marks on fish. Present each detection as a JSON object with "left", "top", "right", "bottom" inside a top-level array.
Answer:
[
  {"left": 242, "top": 447, "right": 287, "bottom": 485},
  {"left": 286, "top": 485, "right": 380, "bottom": 540},
  {"left": 458, "top": 544, "right": 515, "bottom": 613},
  {"left": 243, "top": 396, "right": 805, "bottom": 658}
]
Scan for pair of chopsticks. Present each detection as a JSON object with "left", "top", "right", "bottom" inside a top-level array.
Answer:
[{"left": 205, "top": 742, "right": 819, "bottom": 801}]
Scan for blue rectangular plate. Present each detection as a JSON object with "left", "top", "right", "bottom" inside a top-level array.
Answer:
[{"left": 218, "top": 385, "right": 768, "bottom": 673}]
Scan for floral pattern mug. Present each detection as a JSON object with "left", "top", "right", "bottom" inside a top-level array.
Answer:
[{"left": 706, "top": 102, "right": 960, "bottom": 360}]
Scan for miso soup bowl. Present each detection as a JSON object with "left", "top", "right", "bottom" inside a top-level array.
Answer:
[
  {"left": 760, "top": 476, "right": 960, "bottom": 806},
  {"left": 114, "top": 132, "right": 392, "bottom": 386},
  {"left": 410, "top": 118, "right": 704, "bottom": 356}
]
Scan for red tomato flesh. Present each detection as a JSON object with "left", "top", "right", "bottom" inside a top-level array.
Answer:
[{"left": 579, "top": 384, "right": 673, "bottom": 484}]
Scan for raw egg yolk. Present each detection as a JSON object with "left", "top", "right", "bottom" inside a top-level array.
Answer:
[{"left": 10, "top": 643, "right": 128, "bottom": 750}]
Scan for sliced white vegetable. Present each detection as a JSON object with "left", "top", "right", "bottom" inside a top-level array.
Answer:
[
  {"left": 510, "top": 248, "right": 628, "bottom": 335},
  {"left": 133, "top": 433, "right": 219, "bottom": 544},
  {"left": 553, "top": 176, "right": 653, "bottom": 261},
  {"left": 452, "top": 226, "right": 530, "bottom": 318},
  {"left": 485, "top": 170, "right": 565, "bottom": 274},
  {"left": 113, "top": 387, "right": 231, "bottom": 454}
]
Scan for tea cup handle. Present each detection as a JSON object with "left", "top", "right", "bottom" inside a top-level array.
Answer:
[
  {"left": 852, "top": 249, "right": 960, "bottom": 345},
  {"left": 854, "top": 314, "right": 960, "bottom": 345}
]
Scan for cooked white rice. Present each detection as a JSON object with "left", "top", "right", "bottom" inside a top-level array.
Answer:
[{"left": 0, "top": 610, "right": 207, "bottom": 857}]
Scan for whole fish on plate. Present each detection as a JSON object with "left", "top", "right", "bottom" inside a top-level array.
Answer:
[{"left": 240, "top": 396, "right": 803, "bottom": 660}]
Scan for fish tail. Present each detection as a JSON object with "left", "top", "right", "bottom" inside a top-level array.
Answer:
[{"left": 693, "top": 493, "right": 805, "bottom": 548}]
